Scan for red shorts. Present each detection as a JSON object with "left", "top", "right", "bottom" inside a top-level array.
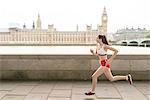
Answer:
[{"left": 99, "top": 59, "right": 110, "bottom": 68}]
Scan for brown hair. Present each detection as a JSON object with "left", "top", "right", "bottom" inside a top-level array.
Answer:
[{"left": 98, "top": 35, "right": 109, "bottom": 45}]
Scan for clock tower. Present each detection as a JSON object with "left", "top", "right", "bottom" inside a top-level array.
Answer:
[{"left": 101, "top": 7, "right": 108, "bottom": 36}]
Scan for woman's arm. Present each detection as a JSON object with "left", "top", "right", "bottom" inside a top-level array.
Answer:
[{"left": 105, "top": 45, "right": 118, "bottom": 63}]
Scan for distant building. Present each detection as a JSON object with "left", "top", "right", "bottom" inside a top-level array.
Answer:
[
  {"left": 113, "top": 27, "right": 149, "bottom": 42},
  {"left": 0, "top": 7, "right": 108, "bottom": 45}
]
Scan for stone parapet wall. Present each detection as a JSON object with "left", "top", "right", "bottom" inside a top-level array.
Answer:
[{"left": 0, "top": 55, "right": 149, "bottom": 80}]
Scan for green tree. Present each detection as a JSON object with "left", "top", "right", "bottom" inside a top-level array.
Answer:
[{"left": 145, "top": 32, "right": 150, "bottom": 38}]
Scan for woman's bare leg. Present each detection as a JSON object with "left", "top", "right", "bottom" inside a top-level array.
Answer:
[
  {"left": 104, "top": 68, "right": 128, "bottom": 82},
  {"left": 91, "top": 66, "right": 107, "bottom": 92}
]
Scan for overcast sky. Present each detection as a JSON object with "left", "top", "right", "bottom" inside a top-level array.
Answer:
[{"left": 0, "top": 0, "right": 150, "bottom": 33}]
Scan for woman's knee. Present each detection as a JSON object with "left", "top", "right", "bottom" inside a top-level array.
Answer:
[
  {"left": 92, "top": 74, "right": 97, "bottom": 79},
  {"left": 109, "top": 77, "right": 114, "bottom": 82}
]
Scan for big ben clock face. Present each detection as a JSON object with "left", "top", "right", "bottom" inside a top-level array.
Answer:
[{"left": 103, "top": 16, "right": 107, "bottom": 20}]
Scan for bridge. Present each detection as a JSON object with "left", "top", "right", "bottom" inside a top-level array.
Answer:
[{"left": 116, "top": 38, "right": 150, "bottom": 46}]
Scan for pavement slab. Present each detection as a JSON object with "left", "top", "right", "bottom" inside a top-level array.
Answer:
[
  {"left": 0, "top": 81, "right": 149, "bottom": 100},
  {"left": 114, "top": 82, "right": 147, "bottom": 100},
  {"left": 1, "top": 95, "right": 25, "bottom": 100},
  {"left": 95, "top": 87, "right": 122, "bottom": 99},
  {"left": 49, "top": 89, "right": 72, "bottom": 98},
  {"left": 24, "top": 93, "right": 49, "bottom": 100}
]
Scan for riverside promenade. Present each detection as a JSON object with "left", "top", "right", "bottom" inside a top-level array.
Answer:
[
  {"left": 0, "top": 46, "right": 149, "bottom": 100},
  {"left": 0, "top": 81, "right": 149, "bottom": 100}
]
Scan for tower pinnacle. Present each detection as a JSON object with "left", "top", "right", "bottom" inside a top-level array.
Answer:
[{"left": 36, "top": 13, "right": 42, "bottom": 30}]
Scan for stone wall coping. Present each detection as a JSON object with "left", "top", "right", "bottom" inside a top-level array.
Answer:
[{"left": 0, "top": 46, "right": 150, "bottom": 55}]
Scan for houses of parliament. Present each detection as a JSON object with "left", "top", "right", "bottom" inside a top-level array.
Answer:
[{"left": 0, "top": 7, "right": 108, "bottom": 45}]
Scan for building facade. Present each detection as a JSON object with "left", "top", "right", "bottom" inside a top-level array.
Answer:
[
  {"left": 113, "top": 27, "right": 149, "bottom": 42},
  {"left": 0, "top": 8, "right": 108, "bottom": 45}
]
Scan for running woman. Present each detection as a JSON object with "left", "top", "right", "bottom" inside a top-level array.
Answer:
[{"left": 85, "top": 35, "right": 133, "bottom": 95}]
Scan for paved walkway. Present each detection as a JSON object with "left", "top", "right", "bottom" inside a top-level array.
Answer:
[{"left": 0, "top": 81, "right": 149, "bottom": 100}]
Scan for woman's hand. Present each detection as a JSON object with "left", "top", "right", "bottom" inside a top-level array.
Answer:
[
  {"left": 90, "top": 49, "right": 98, "bottom": 56},
  {"left": 90, "top": 49, "right": 94, "bottom": 54}
]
